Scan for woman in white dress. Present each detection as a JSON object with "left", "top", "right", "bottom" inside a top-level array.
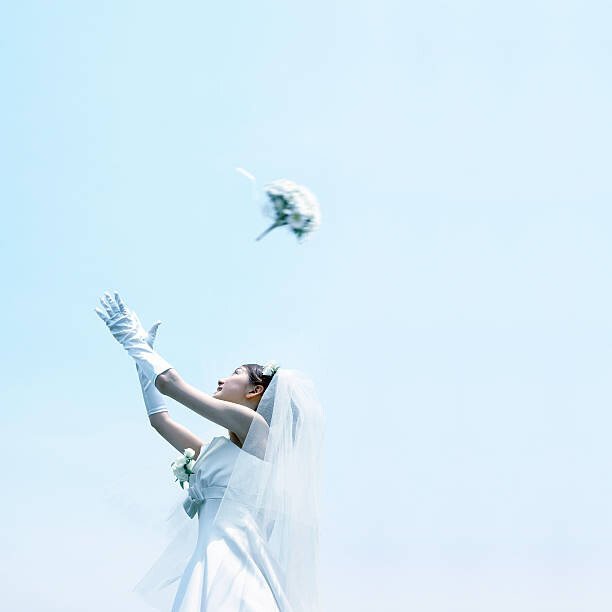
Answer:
[{"left": 95, "top": 292, "right": 325, "bottom": 612}]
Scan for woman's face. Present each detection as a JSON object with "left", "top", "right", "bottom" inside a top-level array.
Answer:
[{"left": 213, "top": 365, "right": 252, "bottom": 404}]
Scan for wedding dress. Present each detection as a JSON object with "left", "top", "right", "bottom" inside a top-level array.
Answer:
[
  {"left": 95, "top": 296, "right": 324, "bottom": 610},
  {"left": 160, "top": 435, "right": 292, "bottom": 611},
  {"left": 135, "top": 367, "right": 324, "bottom": 612}
]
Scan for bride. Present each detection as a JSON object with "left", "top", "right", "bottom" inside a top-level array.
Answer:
[{"left": 95, "top": 291, "right": 325, "bottom": 611}]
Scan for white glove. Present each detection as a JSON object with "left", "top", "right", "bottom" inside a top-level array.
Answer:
[
  {"left": 95, "top": 291, "right": 173, "bottom": 385},
  {"left": 137, "top": 321, "right": 169, "bottom": 417}
]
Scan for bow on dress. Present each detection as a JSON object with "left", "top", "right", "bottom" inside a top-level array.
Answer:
[{"left": 182, "top": 484, "right": 228, "bottom": 518}]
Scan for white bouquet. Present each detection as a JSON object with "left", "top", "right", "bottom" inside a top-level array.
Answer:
[
  {"left": 258, "top": 178, "right": 321, "bottom": 242},
  {"left": 171, "top": 447, "right": 197, "bottom": 489}
]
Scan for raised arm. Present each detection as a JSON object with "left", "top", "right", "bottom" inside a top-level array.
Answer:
[
  {"left": 155, "top": 369, "right": 266, "bottom": 442},
  {"left": 94, "top": 294, "right": 229, "bottom": 458},
  {"left": 149, "top": 411, "right": 205, "bottom": 459}
]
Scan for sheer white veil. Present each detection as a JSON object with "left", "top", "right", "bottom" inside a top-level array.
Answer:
[{"left": 133, "top": 367, "right": 326, "bottom": 611}]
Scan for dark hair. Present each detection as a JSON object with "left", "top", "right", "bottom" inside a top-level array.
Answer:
[{"left": 242, "top": 363, "right": 277, "bottom": 400}]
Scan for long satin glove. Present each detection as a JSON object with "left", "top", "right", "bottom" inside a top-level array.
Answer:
[
  {"left": 138, "top": 321, "right": 169, "bottom": 417},
  {"left": 95, "top": 291, "right": 173, "bottom": 386}
]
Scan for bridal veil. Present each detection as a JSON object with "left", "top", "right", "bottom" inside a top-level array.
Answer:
[{"left": 133, "top": 367, "right": 326, "bottom": 611}]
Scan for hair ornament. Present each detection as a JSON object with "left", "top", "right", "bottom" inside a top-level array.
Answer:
[{"left": 261, "top": 361, "right": 281, "bottom": 377}]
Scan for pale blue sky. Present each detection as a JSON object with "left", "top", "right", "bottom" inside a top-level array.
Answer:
[{"left": 1, "top": 2, "right": 611, "bottom": 610}]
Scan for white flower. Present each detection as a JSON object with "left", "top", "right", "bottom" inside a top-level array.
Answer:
[
  {"left": 172, "top": 463, "right": 185, "bottom": 475},
  {"left": 262, "top": 361, "right": 280, "bottom": 376},
  {"left": 288, "top": 210, "right": 307, "bottom": 230},
  {"left": 171, "top": 447, "right": 198, "bottom": 489},
  {"left": 257, "top": 179, "right": 321, "bottom": 242}
]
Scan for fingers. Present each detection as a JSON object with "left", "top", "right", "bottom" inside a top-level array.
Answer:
[
  {"left": 99, "top": 296, "right": 114, "bottom": 318},
  {"left": 97, "top": 290, "right": 125, "bottom": 321},
  {"left": 147, "top": 321, "right": 162, "bottom": 345},
  {"left": 95, "top": 291, "right": 150, "bottom": 342},
  {"left": 107, "top": 291, "right": 124, "bottom": 318},
  {"left": 94, "top": 306, "right": 109, "bottom": 322},
  {"left": 115, "top": 292, "right": 128, "bottom": 315}
]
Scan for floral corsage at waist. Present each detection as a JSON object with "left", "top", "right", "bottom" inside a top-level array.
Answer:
[{"left": 171, "top": 448, "right": 197, "bottom": 489}]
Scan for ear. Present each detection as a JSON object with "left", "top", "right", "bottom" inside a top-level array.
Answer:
[{"left": 247, "top": 384, "right": 264, "bottom": 398}]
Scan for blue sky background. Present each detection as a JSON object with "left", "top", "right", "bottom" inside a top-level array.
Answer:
[{"left": 1, "top": 2, "right": 611, "bottom": 610}]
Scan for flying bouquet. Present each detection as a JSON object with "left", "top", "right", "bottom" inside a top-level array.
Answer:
[
  {"left": 258, "top": 178, "right": 321, "bottom": 242},
  {"left": 236, "top": 169, "right": 321, "bottom": 242}
]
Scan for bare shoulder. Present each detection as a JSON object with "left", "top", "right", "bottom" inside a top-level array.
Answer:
[{"left": 212, "top": 398, "right": 269, "bottom": 440}]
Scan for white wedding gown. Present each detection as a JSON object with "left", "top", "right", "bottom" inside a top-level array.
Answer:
[{"left": 168, "top": 435, "right": 292, "bottom": 612}]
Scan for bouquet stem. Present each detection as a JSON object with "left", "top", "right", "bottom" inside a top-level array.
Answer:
[{"left": 255, "top": 220, "right": 287, "bottom": 241}]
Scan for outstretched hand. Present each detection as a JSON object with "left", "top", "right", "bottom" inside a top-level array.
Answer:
[
  {"left": 95, "top": 291, "right": 148, "bottom": 348},
  {"left": 94, "top": 290, "right": 173, "bottom": 386}
]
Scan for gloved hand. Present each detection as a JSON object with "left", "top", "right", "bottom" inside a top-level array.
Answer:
[
  {"left": 95, "top": 291, "right": 173, "bottom": 386},
  {"left": 137, "top": 321, "right": 169, "bottom": 417}
]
